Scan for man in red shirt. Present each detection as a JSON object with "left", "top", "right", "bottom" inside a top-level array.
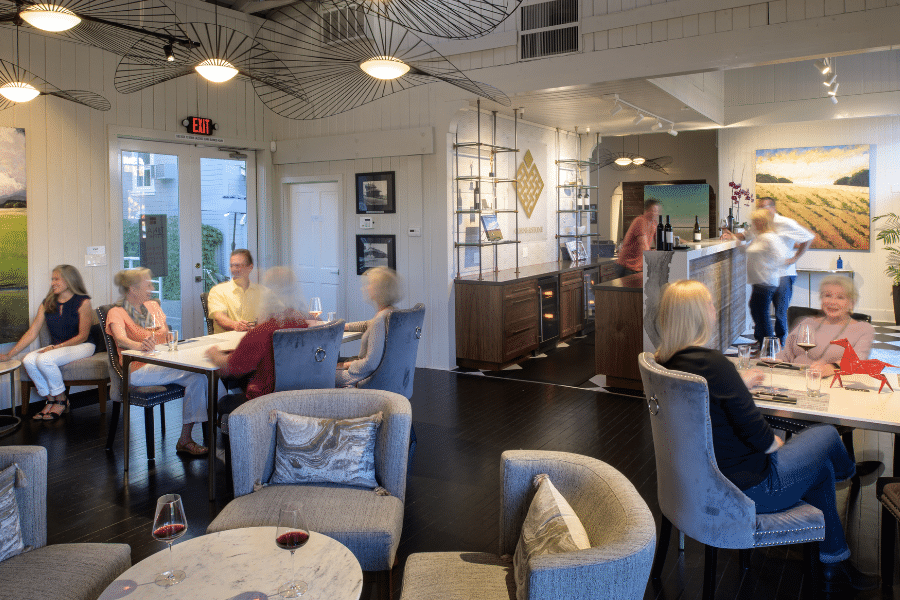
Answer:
[
  {"left": 614, "top": 199, "right": 661, "bottom": 278},
  {"left": 205, "top": 267, "right": 308, "bottom": 416}
]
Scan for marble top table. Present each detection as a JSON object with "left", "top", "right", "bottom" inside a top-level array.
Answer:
[
  {"left": 99, "top": 527, "right": 362, "bottom": 600},
  {"left": 0, "top": 359, "right": 21, "bottom": 416}
]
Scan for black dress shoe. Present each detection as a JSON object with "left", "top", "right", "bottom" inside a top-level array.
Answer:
[
  {"left": 822, "top": 560, "right": 879, "bottom": 593},
  {"left": 854, "top": 460, "right": 883, "bottom": 479}
]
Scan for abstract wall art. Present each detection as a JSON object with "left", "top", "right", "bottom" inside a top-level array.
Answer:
[{"left": 755, "top": 145, "right": 870, "bottom": 250}]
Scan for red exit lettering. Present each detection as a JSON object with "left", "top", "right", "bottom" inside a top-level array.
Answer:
[{"left": 191, "top": 117, "right": 211, "bottom": 135}]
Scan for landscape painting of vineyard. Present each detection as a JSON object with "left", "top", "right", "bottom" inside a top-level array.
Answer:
[{"left": 755, "top": 145, "right": 870, "bottom": 250}]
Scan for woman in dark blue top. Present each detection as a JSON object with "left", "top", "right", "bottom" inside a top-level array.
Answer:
[
  {"left": 0, "top": 265, "right": 95, "bottom": 420},
  {"left": 655, "top": 280, "right": 875, "bottom": 592}
]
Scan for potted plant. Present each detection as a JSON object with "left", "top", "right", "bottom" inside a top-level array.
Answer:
[{"left": 873, "top": 212, "right": 900, "bottom": 325}]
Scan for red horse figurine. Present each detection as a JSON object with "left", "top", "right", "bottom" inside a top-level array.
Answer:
[{"left": 829, "top": 338, "right": 897, "bottom": 393}]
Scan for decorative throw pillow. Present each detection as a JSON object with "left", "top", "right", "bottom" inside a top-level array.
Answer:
[
  {"left": 0, "top": 463, "right": 25, "bottom": 563},
  {"left": 269, "top": 410, "right": 382, "bottom": 488},
  {"left": 513, "top": 474, "right": 591, "bottom": 600}
]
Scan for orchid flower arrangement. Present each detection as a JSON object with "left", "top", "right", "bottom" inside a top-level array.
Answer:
[{"left": 728, "top": 168, "right": 754, "bottom": 227}]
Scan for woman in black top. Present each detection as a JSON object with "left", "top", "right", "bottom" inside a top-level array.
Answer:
[
  {"left": 656, "top": 280, "right": 874, "bottom": 592},
  {"left": 0, "top": 265, "right": 95, "bottom": 420}
]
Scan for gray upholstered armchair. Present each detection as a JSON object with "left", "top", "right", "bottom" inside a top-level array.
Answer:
[
  {"left": 357, "top": 303, "right": 425, "bottom": 398},
  {"left": 637, "top": 353, "right": 825, "bottom": 600},
  {"left": 400, "top": 450, "right": 656, "bottom": 600},
  {"left": 207, "top": 388, "right": 412, "bottom": 598},
  {"left": 0, "top": 446, "right": 131, "bottom": 600},
  {"left": 273, "top": 319, "right": 345, "bottom": 391}
]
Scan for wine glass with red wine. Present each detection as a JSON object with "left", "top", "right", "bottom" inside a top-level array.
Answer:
[
  {"left": 152, "top": 494, "right": 188, "bottom": 587},
  {"left": 276, "top": 503, "right": 310, "bottom": 598},
  {"left": 797, "top": 323, "right": 816, "bottom": 359}
]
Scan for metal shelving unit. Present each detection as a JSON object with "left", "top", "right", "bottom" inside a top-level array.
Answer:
[
  {"left": 555, "top": 130, "right": 600, "bottom": 262},
  {"left": 453, "top": 100, "right": 520, "bottom": 280}
]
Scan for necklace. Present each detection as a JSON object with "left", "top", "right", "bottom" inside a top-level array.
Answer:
[{"left": 808, "top": 316, "right": 851, "bottom": 362}]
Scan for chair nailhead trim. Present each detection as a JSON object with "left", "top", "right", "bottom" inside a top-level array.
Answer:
[
  {"left": 754, "top": 533, "right": 825, "bottom": 546},
  {"left": 755, "top": 524, "right": 825, "bottom": 536}
]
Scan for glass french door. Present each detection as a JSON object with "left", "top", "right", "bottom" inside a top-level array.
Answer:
[{"left": 117, "top": 139, "right": 256, "bottom": 337}]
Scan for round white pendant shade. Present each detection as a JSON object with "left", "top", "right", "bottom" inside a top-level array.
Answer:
[
  {"left": 359, "top": 56, "right": 410, "bottom": 80},
  {"left": 20, "top": 4, "right": 81, "bottom": 32},
  {"left": 0, "top": 82, "right": 40, "bottom": 103},
  {"left": 614, "top": 157, "right": 633, "bottom": 166},
  {"left": 195, "top": 58, "right": 238, "bottom": 83}
]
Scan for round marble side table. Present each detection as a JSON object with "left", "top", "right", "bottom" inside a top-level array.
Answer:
[
  {"left": 0, "top": 360, "right": 21, "bottom": 437},
  {"left": 99, "top": 527, "right": 362, "bottom": 600}
]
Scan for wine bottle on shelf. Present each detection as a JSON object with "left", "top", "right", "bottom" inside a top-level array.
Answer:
[
  {"left": 837, "top": 255, "right": 844, "bottom": 269},
  {"left": 473, "top": 182, "right": 480, "bottom": 210},
  {"left": 664, "top": 216, "right": 673, "bottom": 251},
  {"left": 693, "top": 215, "right": 702, "bottom": 242},
  {"left": 727, "top": 208, "right": 734, "bottom": 232},
  {"left": 656, "top": 215, "right": 664, "bottom": 250}
]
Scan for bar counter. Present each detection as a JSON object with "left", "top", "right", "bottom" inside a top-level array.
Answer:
[
  {"left": 454, "top": 258, "right": 615, "bottom": 284},
  {"left": 593, "top": 273, "right": 643, "bottom": 390}
]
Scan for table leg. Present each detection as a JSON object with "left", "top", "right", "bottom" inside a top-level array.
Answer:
[
  {"left": 8, "top": 372, "right": 14, "bottom": 418},
  {"left": 123, "top": 357, "right": 131, "bottom": 476},
  {"left": 207, "top": 371, "right": 218, "bottom": 502}
]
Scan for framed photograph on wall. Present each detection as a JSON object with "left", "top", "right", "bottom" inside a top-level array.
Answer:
[
  {"left": 357, "top": 234, "right": 396, "bottom": 275},
  {"left": 356, "top": 171, "right": 396, "bottom": 214}
]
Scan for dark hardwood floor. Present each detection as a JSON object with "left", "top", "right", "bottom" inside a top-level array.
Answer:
[{"left": 1, "top": 368, "right": 892, "bottom": 599}]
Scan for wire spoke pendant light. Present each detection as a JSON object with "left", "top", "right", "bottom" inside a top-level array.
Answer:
[
  {"left": 115, "top": 22, "right": 296, "bottom": 94},
  {"left": 313, "top": 0, "right": 523, "bottom": 40},
  {"left": 597, "top": 149, "right": 672, "bottom": 174},
  {"left": 0, "top": 0, "right": 187, "bottom": 56},
  {"left": 251, "top": 4, "right": 509, "bottom": 120},
  {"left": 0, "top": 57, "right": 110, "bottom": 109}
]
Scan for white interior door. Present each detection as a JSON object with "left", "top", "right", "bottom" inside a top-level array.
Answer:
[{"left": 289, "top": 180, "right": 341, "bottom": 317}]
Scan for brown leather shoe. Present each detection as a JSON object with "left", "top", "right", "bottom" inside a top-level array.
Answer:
[{"left": 175, "top": 440, "right": 208, "bottom": 456}]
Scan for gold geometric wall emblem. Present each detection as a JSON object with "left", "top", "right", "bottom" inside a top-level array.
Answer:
[{"left": 516, "top": 149, "right": 543, "bottom": 219}]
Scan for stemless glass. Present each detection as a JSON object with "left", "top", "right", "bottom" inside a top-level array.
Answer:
[
  {"left": 276, "top": 503, "right": 310, "bottom": 598},
  {"left": 760, "top": 336, "right": 782, "bottom": 392},
  {"left": 797, "top": 323, "right": 816, "bottom": 359},
  {"left": 152, "top": 494, "right": 188, "bottom": 587},
  {"left": 308, "top": 298, "right": 323, "bottom": 321}
]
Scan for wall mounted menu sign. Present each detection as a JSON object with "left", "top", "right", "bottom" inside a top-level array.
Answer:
[{"left": 139, "top": 214, "right": 168, "bottom": 277}]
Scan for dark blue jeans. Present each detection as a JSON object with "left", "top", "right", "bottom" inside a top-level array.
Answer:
[
  {"left": 773, "top": 275, "right": 796, "bottom": 344},
  {"left": 743, "top": 425, "right": 855, "bottom": 563},
  {"left": 749, "top": 284, "right": 777, "bottom": 345}
]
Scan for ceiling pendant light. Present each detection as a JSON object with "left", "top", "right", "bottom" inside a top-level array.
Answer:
[
  {"left": 614, "top": 157, "right": 633, "bottom": 166},
  {"left": 0, "top": 81, "right": 39, "bottom": 102},
  {"left": 20, "top": 3, "right": 81, "bottom": 32},
  {"left": 360, "top": 56, "right": 410, "bottom": 80},
  {"left": 632, "top": 156, "right": 646, "bottom": 165},
  {"left": 195, "top": 58, "right": 238, "bottom": 82}
]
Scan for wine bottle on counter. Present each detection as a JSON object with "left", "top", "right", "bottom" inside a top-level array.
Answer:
[
  {"left": 727, "top": 208, "right": 734, "bottom": 232},
  {"left": 656, "top": 215, "right": 664, "bottom": 250},
  {"left": 693, "top": 215, "right": 702, "bottom": 242},
  {"left": 664, "top": 216, "right": 673, "bottom": 250}
]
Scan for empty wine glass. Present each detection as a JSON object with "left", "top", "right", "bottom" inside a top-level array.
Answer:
[
  {"left": 276, "top": 503, "right": 310, "bottom": 598},
  {"left": 761, "top": 336, "right": 782, "bottom": 392},
  {"left": 152, "top": 494, "right": 188, "bottom": 587},
  {"left": 308, "top": 297, "right": 322, "bottom": 321},
  {"left": 797, "top": 323, "right": 816, "bottom": 359}
]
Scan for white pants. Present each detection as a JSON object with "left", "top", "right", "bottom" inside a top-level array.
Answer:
[
  {"left": 22, "top": 343, "right": 96, "bottom": 397},
  {"left": 129, "top": 364, "right": 209, "bottom": 425}
]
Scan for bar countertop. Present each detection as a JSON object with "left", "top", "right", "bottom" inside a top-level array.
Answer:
[
  {"left": 455, "top": 258, "right": 615, "bottom": 284},
  {"left": 593, "top": 273, "right": 643, "bottom": 292}
]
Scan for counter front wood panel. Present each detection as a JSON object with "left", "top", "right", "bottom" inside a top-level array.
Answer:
[{"left": 594, "top": 274, "right": 643, "bottom": 389}]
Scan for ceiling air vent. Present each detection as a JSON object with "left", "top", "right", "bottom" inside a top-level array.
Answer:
[
  {"left": 323, "top": 4, "right": 367, "bottom": 45},
  {"left": 519, "top": 0, "right": 579, "bottom": 61}
]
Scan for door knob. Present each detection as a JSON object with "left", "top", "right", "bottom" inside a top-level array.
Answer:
[{"left": 195, "top": 263, "right": 201, "bottom": 269}]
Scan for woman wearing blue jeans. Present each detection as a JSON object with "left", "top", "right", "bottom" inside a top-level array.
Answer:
[{"left": 655, "top": 280, "right": 877, "bottom": 593}]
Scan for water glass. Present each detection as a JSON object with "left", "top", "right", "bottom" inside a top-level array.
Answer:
[
  {"left": 326, "top": 312, "right": 336, "bottom": 323},
  {"left": 737, "top": 344, "right": 751, "bottom": 370},
  {"left": 167, "top": 330, "right": 179, "bottom": 351},
  {"left": 806, "top": 367, "right": 823, "bottom": 397},
  {"left": 761, "top": 336, "right": 782, "bottom": 392}
]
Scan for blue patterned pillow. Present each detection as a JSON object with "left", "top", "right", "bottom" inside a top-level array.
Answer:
[
  {"left": 0, "top": 463, "right": 25, "bottom": 563},
  {"left": 270, "top": 411, "right": 382, "bottom": 488}
]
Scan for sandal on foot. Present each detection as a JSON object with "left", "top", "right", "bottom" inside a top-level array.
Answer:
[
  {"left": 176, "top": 440, "right": 208, "bottom": 456},
  {"left": 32, "top": 402, "right": 52, "bottom": 421},
  {"left": 42, "top": 399, "right": 68, "bottom": 421}
]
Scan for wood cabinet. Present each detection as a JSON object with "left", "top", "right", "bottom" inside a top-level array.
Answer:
[
  {"left": 600, "top": 261, "right": 618, "bottom": 282},
  {"left": 559, "top": 271, "right": 583, "bottom": 339},
  {"left": 456, "top": 279, "right": 539, "bottom": 370}
]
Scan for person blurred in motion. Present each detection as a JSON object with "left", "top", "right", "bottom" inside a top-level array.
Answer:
[
  {"left": 613, "top": 199, "right": 661, "bottom": 279},
  {"left": 745, "top": 209, "right": 791, "bottom": 348}
]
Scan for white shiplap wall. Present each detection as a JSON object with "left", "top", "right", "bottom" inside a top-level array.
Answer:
[{"left": 718, "top": 116, "right": 900, "bottom": 322}]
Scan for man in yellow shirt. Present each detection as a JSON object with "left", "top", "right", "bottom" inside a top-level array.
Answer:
[{"left": 207, "top": 249, "right": 266, "bottom": 333}]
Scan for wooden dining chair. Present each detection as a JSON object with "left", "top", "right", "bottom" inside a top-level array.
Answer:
[{"left": 200, "top": 292, "right": 214, "bottom": 335}]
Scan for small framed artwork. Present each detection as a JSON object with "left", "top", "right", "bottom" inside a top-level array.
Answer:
[
  {"left": 357, "top": 234, "right": 396, "bottom": 275},
  {"left": 356, "top": 171, "right": 396, "bottom": 214}
]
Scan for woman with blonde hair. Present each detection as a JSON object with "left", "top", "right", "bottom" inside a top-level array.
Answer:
[
  {"left": 336, "top": 266, "right": 402, "bottom": 387},
  {"left": 656, "top": 280, "right": 875, "bottom": 592},
  {"left": 1, "top": 265, "right": 96, "bottom": 420},
  {"left": 106, "top": 268, "right": 209, "bottom": 456}
]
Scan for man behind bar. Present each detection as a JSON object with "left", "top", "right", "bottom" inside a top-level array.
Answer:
[{"left": 613, "top": 198, "right": 662, "bottom": 279}]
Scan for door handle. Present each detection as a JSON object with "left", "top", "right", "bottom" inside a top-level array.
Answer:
[
  {"left": 329, "top": 269, "right": 340, "bottom": 275},
  {"left": 195, "top": 276, "right": 202, "bottom": 282}
]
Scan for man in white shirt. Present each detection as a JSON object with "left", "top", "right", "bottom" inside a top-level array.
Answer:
[
  {"left": 207, "top": 249, "right": 266, "bottom": 333},
  {"left": 722, "top": 197, "right": 815, "bottom": 344}
]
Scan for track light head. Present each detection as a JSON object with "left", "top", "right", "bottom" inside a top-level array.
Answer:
[
  {"left": 823, "top": 73, "right": 837, "bottom": 86},
  {"left": 610, "top": 103, "right": 623, "bottom": 116},
  {"left": 651, "top": 120, "right": 663, "bottom": 131},
  {"left": 830, "top": 95, "right": 838, "bottom": 104},
  {"left": 815, "top": 57, "right": 831, "bottom": 74},
  {"left": 828, "top": 82, "right": 839, "bottom": 96},
  {"left": 667, "top": 126, "right": 678, "bottom": 136},
  {"left": 633, "top": 114, "right": 645, "bottom": 125}
]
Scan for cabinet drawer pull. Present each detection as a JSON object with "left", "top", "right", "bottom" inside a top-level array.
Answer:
[
  {"left": 507, "top": 297, "right": 533, "bottom": 306},
  {"left": 508, "top": 326, "right": 532, "bottom": 336}
]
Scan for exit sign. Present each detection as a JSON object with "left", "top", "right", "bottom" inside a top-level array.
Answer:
[{"left": 182, "top": 116, "right": 216, "bottom": 136}]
